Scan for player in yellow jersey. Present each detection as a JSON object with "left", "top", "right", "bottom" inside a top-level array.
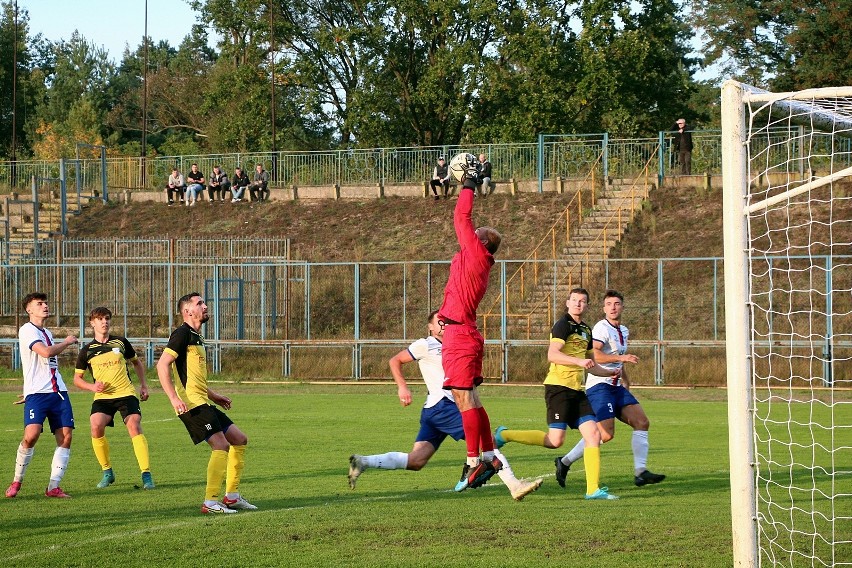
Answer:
[
  {"left": 73, "top": 307, "right": 154, "bottom": 490},
  {"left": 156, "top": 292, "right": 256, "bottom": 514},
  {"left": 494, "top": 288, "right": 620, "bottom": 500}
]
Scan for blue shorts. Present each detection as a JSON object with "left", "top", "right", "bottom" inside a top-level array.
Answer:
[
  {"left": 415, "top": 397, "right": 465, "bottom": 449},
  {"left": 585, "top": 383, "right": 640, "bottom": 422},
  {"left": 23, "top": 392, "right": 75, "bottom": 433}
]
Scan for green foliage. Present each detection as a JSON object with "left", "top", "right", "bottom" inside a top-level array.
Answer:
[
  {"left": 0, "top": 1, "right": 37, "bottom": 158},
  {"left": 691, "top": 0, "right": 852, "bottom": 90},
  {"left": 4, "top": 0, "right": 850, "bottom": 159}
]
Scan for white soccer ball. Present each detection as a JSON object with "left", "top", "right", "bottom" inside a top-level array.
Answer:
[{"left": 449, "top": 152, "right": 477, "bottom": 182}]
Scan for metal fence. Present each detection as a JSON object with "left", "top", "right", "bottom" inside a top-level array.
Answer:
[
  {"left": 1, "top": 255, "right": 846, "bottom": 385},
  {"left": 4, "top": 127, "right": 850, "bottom": 194}
]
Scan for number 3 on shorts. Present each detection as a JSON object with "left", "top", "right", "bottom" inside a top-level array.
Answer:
[{"left": 607, "top": 403, "right": 614, "bottom": 414}]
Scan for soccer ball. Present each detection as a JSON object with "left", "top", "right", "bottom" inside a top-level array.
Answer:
[{"left": 449, "top": 152, "right": 478, "bottom": 182}]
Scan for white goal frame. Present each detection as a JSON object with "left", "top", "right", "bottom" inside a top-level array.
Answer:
[{"left": 721, "top": 81, "right": 852, "bottom": 568}]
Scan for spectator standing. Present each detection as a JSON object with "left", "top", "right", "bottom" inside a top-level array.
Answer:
[
  {"left": 231, "top": 167, "right": 250, "bottom": 202},
  {"left": 208, "top": 166, "right": 231, "bottom": 203},
  {"left": 671, "top": 118, "right": 693, "bottom": 175},
  {"left": 477, "top": 153, "right": 492, "bottom": 197},
  {"left": 165, "top": 167, "right": 186, "bottom": 205},
  {"left": 429, "top": 157, "right": 450, "bottom": 200},
  {"left": 249, "top": 164, "right": 270, "bottom": 202},
  {"left": 186, "top": 163, "right": 206, "bottom": 206}
]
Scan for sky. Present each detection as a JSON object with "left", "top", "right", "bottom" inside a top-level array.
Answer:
[{"left": 21, "top": 0, "right": 213, "bottom": 62}]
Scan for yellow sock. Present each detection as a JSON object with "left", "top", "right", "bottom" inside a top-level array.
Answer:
[
  {"left": 92, "top": 436, "right": 111, "bottom": 470},
  {"left": 226, "top": 445, "right": 246, "bottom": 495},
  {"left": 584, "top": 445, "right": 601, "bottom": 495},
  {"left": 131, "top": 434, "right": 150, "bottom": 473},
  {"left": 502, "top": 429, "right": 547, "bottom": 447},
  {"left": 205, "top": 450, "right": 228, "bottom": 502}
]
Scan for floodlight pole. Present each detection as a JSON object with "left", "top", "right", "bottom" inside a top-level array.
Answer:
[
  {"left": 269, "top": 0, "right": 277, "bottom": 182},
  {"left": 141, "top": 0, "right": 149, "bottom": 186},
  {"left": 10, "top": 0, "right": 19, "bottom": 188}
]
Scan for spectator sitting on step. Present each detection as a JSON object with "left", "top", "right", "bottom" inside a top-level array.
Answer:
[
  {"left": 231, "top": 167, "right": 250, "bottom": 202},
  {"left": 185, "top": 163, "right": 205, "bottom": 206},
  {"left": 477, "top": 153, "right": 492, "bottom": 197},
  {"left": 249, "top": 164, "right": 270, "bottom": 202},
  {"left": 208, "top": 166, "right": 231, "bottom": 203},
  {"left": 165, "top": 167, "right": 186, "bottom": 205},
  {"left": 429, "top": 156, "right": 450, "bottom": 200}
]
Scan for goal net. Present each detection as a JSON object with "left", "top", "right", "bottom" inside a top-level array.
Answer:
[{"left": 721, "top": 82, "right": 852, "bottom": 567}]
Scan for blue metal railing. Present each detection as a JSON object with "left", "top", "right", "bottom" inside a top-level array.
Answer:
[{"left": 4, "top": 127, "right": 850, "bottom": 194}]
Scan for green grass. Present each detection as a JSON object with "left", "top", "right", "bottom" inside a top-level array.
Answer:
[{"left": 0, "top": 383, "right": 738, "bottom": 567}]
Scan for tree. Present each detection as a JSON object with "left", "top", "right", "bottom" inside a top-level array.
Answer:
[
  {"left": 0, "top": 0, "right": 32, "bottom": 158},
  {"left": 27, "top": 32, "right": 115, "bottom": 158},
  {"left": 776, "top": 1, "right": 852, "bottom": 89},
  {"left": 472, "top": 0, "right": 697, "bottom": 140},
  {"left": 690, "top": 0, "right": 852, "bottom": 90}
]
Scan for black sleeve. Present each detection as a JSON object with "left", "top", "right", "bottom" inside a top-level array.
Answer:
[
  {"left": 120, "top": 336, "right": 137, "bottom": 361},
  {"left": 550, "top": 317, "right": 570, "bottom": 342},
  {"left": 75, "top": 344, "right": 89, "bottom": 372},
  {"left": 166, "top": 325, "right": 189, "bottom": 356}
]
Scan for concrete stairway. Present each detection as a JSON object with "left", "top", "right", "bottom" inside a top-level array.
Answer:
[
  {"left": 501, "top": 179, "right": 652, "bottom": 339},
  {"left": 2, "top": 193, "right": 81, "bottom": 262}
]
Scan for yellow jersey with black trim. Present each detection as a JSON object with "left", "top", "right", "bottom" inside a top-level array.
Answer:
[
  {"left": 543, "top": 314, "right": 593, "bottom": 390},
  {"left": 163, "top": 323, "right": 211, "bottom": 410},
  {"left": 75, "top": 335, "right": 139, "bottom": 400}
]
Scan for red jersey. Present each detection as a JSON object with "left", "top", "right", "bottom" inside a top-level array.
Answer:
[{"left": 438, "top": 186, "right": 494, "bottom": 326}]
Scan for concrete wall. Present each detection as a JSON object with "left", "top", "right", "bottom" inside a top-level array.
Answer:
[{"left": 119, "top": 174, "right": 719, "bottom": 203}]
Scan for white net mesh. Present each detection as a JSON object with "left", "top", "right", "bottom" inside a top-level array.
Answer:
[{"left": 743, "top": 88, "right": 852, "bottom": 567}]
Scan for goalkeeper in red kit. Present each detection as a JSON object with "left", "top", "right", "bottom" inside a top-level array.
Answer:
[{"left": 438, "top": 153, "right": 504, "bottom": 492}]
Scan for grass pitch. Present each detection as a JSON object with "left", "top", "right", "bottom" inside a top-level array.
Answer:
[{"left": 0, "top": 384, "right": 735, "bottom": 567}]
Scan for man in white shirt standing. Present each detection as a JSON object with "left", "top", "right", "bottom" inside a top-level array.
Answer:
[
  {"left": 6, "top": 292, "right": 78, "bottom": 498},
  {"left": 348, "top": 310, "right": 542, "bottom": 501},
  {"left": 555, "top": 289, "right": 666, "bottom": 487}
]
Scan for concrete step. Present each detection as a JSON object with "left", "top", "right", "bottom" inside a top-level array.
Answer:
[{"left": 594, "top": 196, "right": 645, "bottom": 208}]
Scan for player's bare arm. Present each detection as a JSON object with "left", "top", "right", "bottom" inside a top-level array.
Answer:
[
  {"left": 547, "top": 341, "right": 594, "bottom": 369},
  {"left": 592, "top": 342, "right": 639, "bottom": 365},
  {"left": 388, "top": 349, "right": 415, "bottom": 406},
  {"left": 620, "top": 366, "right": 631, "bottom": 389},
  {"left": 208, "top": 389, "right": 232, "bottom": 410},
  {"left": 73, "top": 372, "right": 105, "bottom": 393},
  {"left": 156, "top": 350, "right": 186, "bottom": 413},
  {"left": 585, "top": 349, "right": 620, "bottom": 380},
  {"left": 30, "top": 335, "right": 77, "bottom": 358},
  {"left": 132, "top": 358, "right": 149, "bottom": 401}
]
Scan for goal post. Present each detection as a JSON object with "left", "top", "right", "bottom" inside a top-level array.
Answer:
[
  {"left": 721, "top": 80, "right": 852, "bottom": 567},
  {"left": 721, "top": 79, "right": 757, "bottom": 568}
]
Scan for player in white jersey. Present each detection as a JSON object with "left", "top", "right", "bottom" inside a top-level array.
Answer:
[
  {"left": 6, "top": 292, "right": 79, "bottom": 498},
  {"left": 348, "top": 311, "right": 542, "bottom": 501},
  {"left": 555, "top": 290, "right": 665, "bottom": 487}
]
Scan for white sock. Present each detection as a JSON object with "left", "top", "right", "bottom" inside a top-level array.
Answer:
[
  {"left": 13, "top": 443, "right": 34, "bottom": 483},
  {"left": 633, "top": 430, "right": 649, "bottom": 475},
  {"left": 481, "top": 450, "right": 495, "bottom": 462},
  {"left": 563, "top": 438, "right": 585, "bottom": 466},
  {"left": 493, "top": 448, "right": 518, "bottom": 488},
  {"left": 48, "top": 447, "right": 71, "bottom": 489},
  {"left": 225, "top": 492, "right": 239, "bottom": 500},
  {"left": 204, "top": 499, "right": 218, "bottom": 506},
  {"left": 362, "top": 452, "right": 409, "bottom": 470}
]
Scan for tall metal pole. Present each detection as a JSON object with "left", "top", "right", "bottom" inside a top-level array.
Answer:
[
  {"left": 141, "top": 0, "right": 149, "bottom": 186},
  {"left": 269, "top": 1, "right": 277, "bottom": 182},
  {"left": 10, "top": 0, "right": 19, "bottom": 188}
]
